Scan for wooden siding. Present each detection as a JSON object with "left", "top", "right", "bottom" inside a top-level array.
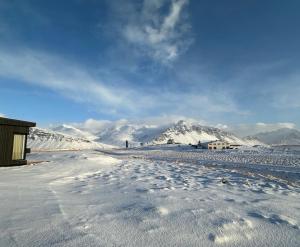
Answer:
[{"left": 0, "top": 125, "right": 30, "bottom": 166}]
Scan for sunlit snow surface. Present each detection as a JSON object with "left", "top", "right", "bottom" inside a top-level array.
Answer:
[{"left": 0, "top": 146, "right": 299, "bottom": 246}]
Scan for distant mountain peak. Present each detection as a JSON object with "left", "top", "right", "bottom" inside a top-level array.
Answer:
[
  {"left": 247, "top": 128, "right": 300, "bottom": 145},
  {"left": 152, "top": 121, "right": 256, "bottom": 146}
]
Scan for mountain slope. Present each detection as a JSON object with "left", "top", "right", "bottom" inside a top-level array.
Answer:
[
  {"left": 52, "top": 124, "right": 98, "bottom": 141},
  {"left": 242, "top": 136, "right": 266, "bottom": 146},
  {"left": 248, "top": 128, "right": 300, "bottom": 145},
  {"left": 90, "top": 120, "right": 261, "bottom": 147},
  {"left": 48, "top": 120, "right": 266, "bottom": 148},
  {"left": 28, "top": 127, "right": 112, "bottom": 151},
  {"left": 151, "top": 120, "right": 257, "bottom": 146},
  {"left": 94, "top": 123, "right": 165, "bottom": 147}
]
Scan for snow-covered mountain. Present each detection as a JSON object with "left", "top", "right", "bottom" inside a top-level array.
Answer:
[
  {"left": 94, "top": 123, "right": 166, "bottom": 147},
  {"left": 28, "top": 127, "right": 112, "bottom": 151},
  {"left": 247, "top": 128, "right": 300, "bottom": 145},
  {"left": 52, "top": 124, "right": 98, "bottom": 141},
  {"left": 150, "top": 120, "right": 261, "bottom": 146},
  {"left": 80, "top": 120, "right": 262, "bottom": 147},
  {"left": 37, "top": 120, "right": 268, "bottom": 149},
  {"left": 242, "top": 136, "right": 266, "bottom": 146}
]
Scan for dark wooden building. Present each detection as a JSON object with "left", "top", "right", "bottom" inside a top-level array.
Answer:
[{"left": 0, "top": 117, "right": 36, "bottom": 166}]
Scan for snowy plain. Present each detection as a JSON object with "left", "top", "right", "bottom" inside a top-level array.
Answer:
[{"left": 0, "top": 146, "right": 299, "bottom": 246}]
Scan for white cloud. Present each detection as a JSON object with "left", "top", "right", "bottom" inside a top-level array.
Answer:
[
  {"left": 229, "top": 122, "right": 297, "bottom": 137},
  {"left": 72, "top": 118, "right": 114, "bottom": 133},
  {"left": 215, "top": 124, "right": 228, "bottom": 130},
  {"left": 0, "top": 113, "right": 5, "bottom": 117},
  {"left": 51, "top": 117, "right": 299, "bottom": 139},
  {"left": 160, "top": 90, "right": 247, "bottom": 115},
  {"left": 132, "top": 115, "right": 206, "bottom": 126},
  {"left": 269, "top": 74, "right": 300, "bottom": 109},
  {"left": 256, "top": 122, "right": 296, "bottom": 129},
  {"left": 66, "top": 115, "right": 206, "bottom": 134},
  {"left": 231, "top": 62, "right": 300, "bottom": 110},
  {"left": 0, "top": 48, "right": 136, "bottom": 114},
  {"left": 119, "top": 0, "right": 191, "bottom": 64},
  {"left": 0, "top": 46, "right": 243, "bottom": 119}
]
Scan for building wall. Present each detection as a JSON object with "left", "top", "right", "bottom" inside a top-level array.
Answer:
[
  {"left": 0, "top": 125, "right": 29, "bottom": 166},
  {"left": 203, "top": 141, "right": 230, "bottom": 150}
]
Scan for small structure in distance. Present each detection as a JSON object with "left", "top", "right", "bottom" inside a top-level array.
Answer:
[
  {"left": 200, "top": 140, "right": 231, "bottom": 150},
  {"left": 167, "top": 139, "right": 175, "bottom": 144}
]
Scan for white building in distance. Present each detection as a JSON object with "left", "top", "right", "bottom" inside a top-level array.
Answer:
[{"left": 201, "top": 140, "right": 231, "bottom": 150}]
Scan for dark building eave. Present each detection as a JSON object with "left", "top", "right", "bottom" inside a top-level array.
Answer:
[{"left": 0, "top": 117, "right": 36, "bottom": 127}]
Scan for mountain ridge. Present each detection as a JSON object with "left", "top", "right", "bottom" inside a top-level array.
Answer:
[
  {"left": 52, "top": 120, "right": 264, "bottom": 147},
  {"left": 246, "top": 128, "right": 300, "bottom": 145},
  {"left": 30, "top": 120, "right": 299, "bottom": 150},
  {"left": 28, "top": 127, "right": 113, "bottom": 151},
  {"left": 150, "top": 120, "right": 263, "bottom": 146}
]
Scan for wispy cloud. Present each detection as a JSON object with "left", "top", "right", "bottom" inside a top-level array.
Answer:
[
  {"left": 133, "top": 114, "right": 206, "bottom": 126},
  {"left": 68, "top": 115, "right": 207, "bottom": 134},
  {"left": 228, "top": 122, "right": 297, "bottom": 137},
  {"left": 0, "top": 48, "right": 135, "bottom": 114},
  {"left": 56, "top": 117, "right": 299, "bottom": 140},
  {"left": 110, "top": 0, "right": 192, "bottom": 64},
  {"left": 224, "top": 61, "right": 300, "bottom": 111},
  {"left": 70, "top": 118, "right": 114, "bottom": 133},
  {"left": 0, "top": 0, "right": 244, "bottom": 122},
  {"left": 0, "top": 46, "right": 243, "bottom": 118},
  {"left": 268, "top": 74, "right": 300, "bottom": 109}
]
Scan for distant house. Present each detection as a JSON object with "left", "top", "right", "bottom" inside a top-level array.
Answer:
[
  {"left": 191, "top": 141, "right": 203, "bottom": 149},
  {"left": 229, "top": 144, "right": 242, "bottom": 149},
  {"left": 201, "top": 140, "right": 230, "bottom": 150},
  {"left": 167, "top": 138, "right": 175, "bottom": 144},
  {"left": 0, "top": 117, "right": 36, "bottom": 166}
]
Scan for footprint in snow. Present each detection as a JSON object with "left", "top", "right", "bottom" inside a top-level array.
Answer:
[
  {"left": 209, "top": 217, "right": 254, "bottom": 244},
  {"left": 248, "top": 211, "right": 299, "bottom": 230}
]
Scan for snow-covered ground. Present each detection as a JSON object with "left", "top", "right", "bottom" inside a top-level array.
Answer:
[{"left": 0, "top": 147, "right": 299, "bottom": 246}]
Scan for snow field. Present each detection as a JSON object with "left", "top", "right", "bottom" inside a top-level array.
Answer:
[{"left": 0, "top": 149, "right": 299, "bottom": 246}]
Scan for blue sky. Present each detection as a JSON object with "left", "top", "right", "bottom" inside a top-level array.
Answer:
[{"left": 0, "top": 0, "right": 299, "bottom": 131}]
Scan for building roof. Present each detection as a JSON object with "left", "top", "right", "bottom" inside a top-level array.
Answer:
[
  {"left": 201, "top": 140, "right": 229, "bottom": 145},
  {"left": 201, "top": 140, "right": 218, "bottom": 144},
  {"left": 0, "top": 117, "right": 36, "bottom": 127}
]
